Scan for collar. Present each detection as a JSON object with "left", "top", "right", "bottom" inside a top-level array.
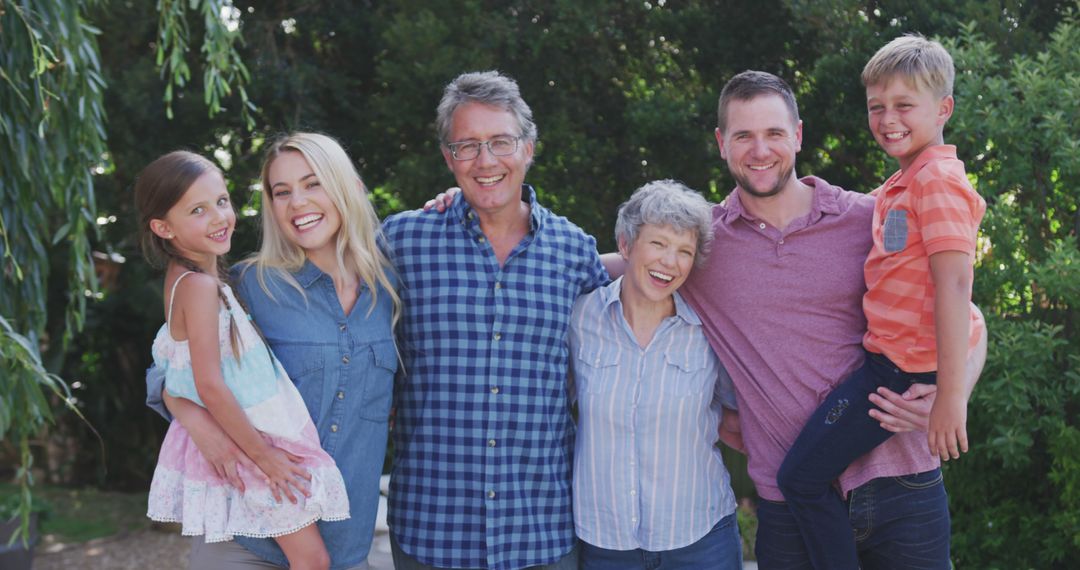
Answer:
[
  {"left": 294, "top": 259, "right": 325, "bottom": 288},
  {"left": 451, "top": 184, "right": 544, "bottom": 233},
  {"left": 718, "top": 175, "right": 843, "bottom": 226},
  {"left": 601, "top": 276, "right": 701, "bottom": 326},
  {"left": 887, "top": 145, "right": 957, "bottom": 190}
]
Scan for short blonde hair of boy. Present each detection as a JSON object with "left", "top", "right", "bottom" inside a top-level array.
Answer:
[
  {"left": 243, "top": 132, "right": 401, "bottom": 328},
  {"left": 861, "top": 34, "right": 955, "bottom": 99}
]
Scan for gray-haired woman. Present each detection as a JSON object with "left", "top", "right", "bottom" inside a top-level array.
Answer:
[{"left": 568, "top": 180, "right": 743, "bottom": 570}]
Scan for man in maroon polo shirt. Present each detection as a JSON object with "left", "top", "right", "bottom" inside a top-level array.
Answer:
[{"left": 676, "top": 70, "right": 985, "bottom": 569}]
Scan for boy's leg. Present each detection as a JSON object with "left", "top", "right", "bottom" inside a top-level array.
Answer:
[
  {"left": 753, "top": 499, "right": 814, "bottom": 570},
  {"left": 853, "top": 470, "right": 951, "bottom": 570},
  {"left": 578, "top": 540, "right": 644, "bottom": 570},
  {"left": 776, "top": 354, "right": 916, "bottom": 570}
]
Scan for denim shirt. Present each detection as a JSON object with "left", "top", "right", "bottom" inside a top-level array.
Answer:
[{"left": 146, "top": 260, "right": 397, "bottom": 570}]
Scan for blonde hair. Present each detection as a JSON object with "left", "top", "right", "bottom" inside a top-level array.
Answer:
[
  {"left": 243, "top": 132, "right": 401, "bottom": 328},
  {"left": 861, "top": 34, "right": 955, "bottom": 99}
]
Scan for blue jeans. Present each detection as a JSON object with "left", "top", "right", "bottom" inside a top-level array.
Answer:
[
  {"left": 579, "top": 513, "right": 742, "bottom": 570},
  {"left": 390, "top": 532, "right": 579, "bottom": 570},
  {"left": 758, "top": 470, "right": 950, "bottom": 570},
  {"left": 775, "top": 351, "right": 937, "bottom": 569}
]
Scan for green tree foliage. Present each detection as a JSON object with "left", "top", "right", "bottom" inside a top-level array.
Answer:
[
  {"left": 941, "top": 17, "right": 1080, "bottom": 567},
  {"left": 0, "top": 0, "right": 106, "bottom": 541},
  {"left": 0, "top": 0, "right": 260, "bottom": 538},
  {"left": 5, "top": 0, "right": 1078, "bottom": 564}
]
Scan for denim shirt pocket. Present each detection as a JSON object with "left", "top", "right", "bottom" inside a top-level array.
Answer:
[
  {"left": 357, "top": 339, "right": 397, "bottom": 422},
  {"left": 661, "top": 350, "right": 711, "bottom": 397},
  {"left": 272, "top": 343, "right": 327, "bottom": 424}
]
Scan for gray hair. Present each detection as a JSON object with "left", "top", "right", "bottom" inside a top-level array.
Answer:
[
  {"left": 436, "top": 71, "right": 538, "bottom": 144},
  {"left": 615, "top": 180, "right": 714, "bottom": 267}
]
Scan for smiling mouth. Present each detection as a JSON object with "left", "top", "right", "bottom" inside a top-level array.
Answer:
[
  {"left": 748, "top": 163, "right": 776, "bottom": 171},
  {"left": 209, "top": 228, "right": 228, "bottom": 241},
  {"left": 293, "top": 213, "right": 323, "bottom": 230},
  {"left": 648, "top": 270, "right": 674, "bottom": 283},
  {"left": 476, "top": 174, "right": 506, "bottom": 186},
  {"left": 884, "top": 131, "right": 909, "bottom": 141}
]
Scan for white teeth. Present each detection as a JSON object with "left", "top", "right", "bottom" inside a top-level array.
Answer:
[
  {"left": 648, "top": 270, "right": 674, "bottom": 282},
  {"left": 294, "top": 214, "right": 322, "bottom": 229},
  {"left": 209, "top": 229, "right": 227, "bottom": 239},
  {"left": 885, "top": 132, "right": 908, "bottom": 140},
  {"left": 749, "top": 163, "right": 774, "bottom": 171},
  {"left": 476, "top": 174, "right": 505, "bottom": 185}
]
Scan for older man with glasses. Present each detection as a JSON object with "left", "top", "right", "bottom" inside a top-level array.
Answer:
[{"left": 381, "top": 70, "right": 609, "bottom": 570}]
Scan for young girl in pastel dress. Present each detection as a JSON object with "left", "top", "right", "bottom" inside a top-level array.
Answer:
[{"left": 136, "top": 151, "right": 348, "bottom": 570}]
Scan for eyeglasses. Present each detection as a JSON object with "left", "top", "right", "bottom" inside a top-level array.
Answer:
[{"left": 445, "top": 135, "right": 521, "bottom": 161}]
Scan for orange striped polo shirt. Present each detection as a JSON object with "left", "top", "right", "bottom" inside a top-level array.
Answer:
[{"left": 863, "top": 145, "right": 986, "bottom": 372}]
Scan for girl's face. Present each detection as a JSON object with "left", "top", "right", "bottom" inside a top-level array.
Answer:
[
  {"left": 266, "top": 151, "right": 342, "bottom": 262},
  {"left": 151, "top": 170, "right": 235, "bottom": 270}
]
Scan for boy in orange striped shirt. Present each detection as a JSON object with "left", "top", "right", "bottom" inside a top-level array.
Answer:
[{"left": 776, "top": 35, "right": 986, "bottom": 569}]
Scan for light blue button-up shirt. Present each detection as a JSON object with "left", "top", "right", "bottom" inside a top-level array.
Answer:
[
  {"left": 568, "top": 277, "right": 738, "bottom": 552},
  {"left": 147, "top": 260, "right": 397, "bottom": 570}
]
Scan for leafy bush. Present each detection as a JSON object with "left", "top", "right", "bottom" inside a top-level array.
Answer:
[{"left": 942, "top": 15, "right": 1080, "bottom": 568}]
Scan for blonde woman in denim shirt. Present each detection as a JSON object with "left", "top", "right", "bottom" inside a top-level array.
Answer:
[{"left": 149, "top": 132, "right": 400, "bottom": 569}]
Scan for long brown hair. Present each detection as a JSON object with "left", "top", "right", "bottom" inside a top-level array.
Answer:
[{"left": 134, "top": 151, "right": 242, "bottom": 358}]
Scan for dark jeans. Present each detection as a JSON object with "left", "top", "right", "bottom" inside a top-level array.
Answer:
[
  {"left": 775, "top": 351, "right": 939, "bottom": 569},
  {"left": 757, "top": 469, "right": 950, "bottom": 570},
  {"left": 578, "top": 513, "right": 742, "bottom": 570}
]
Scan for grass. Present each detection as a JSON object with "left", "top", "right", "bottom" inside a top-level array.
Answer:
[{"left": 0, "top": 484, "right": 151, "bottom": 543}]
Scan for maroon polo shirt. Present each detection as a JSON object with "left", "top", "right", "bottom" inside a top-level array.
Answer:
[{"left": 681, "top": 176, "right": 939, "bottom": 501}]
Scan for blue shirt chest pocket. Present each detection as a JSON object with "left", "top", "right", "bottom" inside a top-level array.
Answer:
[
  {"left": 661, "top": 350, "right": 712, "bottom": 398},
  {"left": 271, "top": 344, "right": 326, "bottom": 423},
  {"left": 356, "top": 340, "right": 398, "bottom": 422},
  {"left": 576, "top": 348, "right": 620, "bottom": 395},
  {"left": 883, "top": 209, "right": 909, "bottom": 253}
]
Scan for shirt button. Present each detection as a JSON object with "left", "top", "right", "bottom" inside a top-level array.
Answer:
[
  {"left": 759, "top": 222, "right": 766, "bottom": 230},
  {"left": 490, "top": 386, "right": 500, "bottom": 394},
  {"left": 631, "top": 517, "right": 638, "bottom": 522},
  {"left": 494, "top": 282, "right": 502, "bottom": 290},
  {"left": 342, "top": 355, "right": 350, "bottom": 364},
  {"left": 478, "top": 236, "right": 486, "bottom": 243},
  {"left": 337, "top": 391, "right": 345, "bottom": 400},
  {"left": 630, "top": 489, "right": 637, "bottom": 496},
  {"left": 488, "top": 439, "right": 497, "bottom": 447},
  {"left": 339, "top": 323, "right": 346, "bottom": 331},
  {"left": 330, "top": 424, "right": 339, "bottom": 433},
  {"left": 493, "top": 332, "right": 501, "bottom": 341},
  {"left": 468, "top": 212, "right": 475, "bottom": 220},
  {"left": 487, "top": 490, "right": 496, "bottom": 499},
  {"left": 778, "top": 239, "right": 785, "bottom": 245}
]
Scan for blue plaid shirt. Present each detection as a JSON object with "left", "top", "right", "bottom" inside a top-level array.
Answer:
[{"left": 383, "top": 186, "right": 608, "bottom": 570}]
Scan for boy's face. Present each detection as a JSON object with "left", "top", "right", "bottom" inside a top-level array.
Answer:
[{"left": 866, "top": 77, "right": 953, "bottom": 171}]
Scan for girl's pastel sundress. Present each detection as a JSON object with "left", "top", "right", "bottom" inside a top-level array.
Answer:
[{"left": 146, "top": 271, "right": 349, "bottom": 542}]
